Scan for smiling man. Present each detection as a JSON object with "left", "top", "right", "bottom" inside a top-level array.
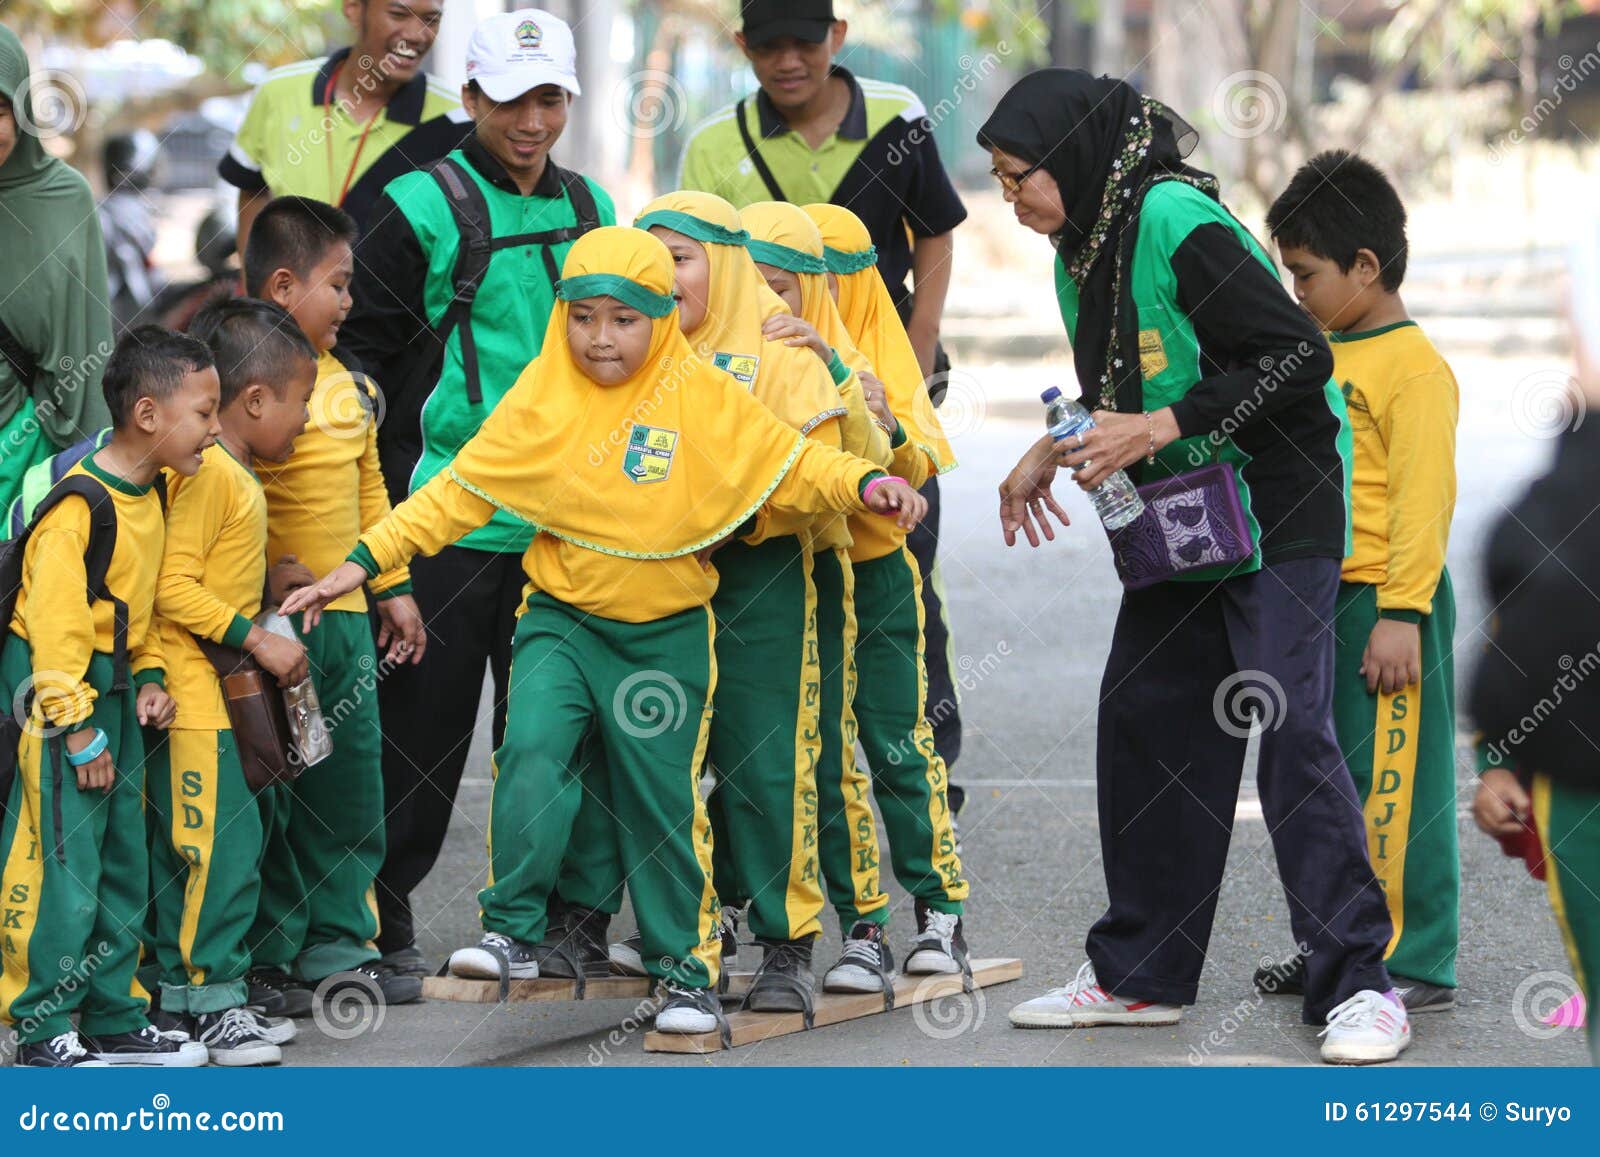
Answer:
[
  {"left": 222, "top": 0, "right": 471, "bottom": 250},
  {"left": 337, "top": 8, "right": 614, "bottom": 978}
]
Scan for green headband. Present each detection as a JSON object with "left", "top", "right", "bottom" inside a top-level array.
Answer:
[
  {"left": 822, "top": 244, "right": 879, "bottom": 275},
  {"left": 556, "top": 274, "right": 677, "bottom": 318},
  {"left": 745, "top": 238, "right": 829, "bottom": 275},
  {"left": 634, "top": 210, "right": 750, "bottom": 247}
]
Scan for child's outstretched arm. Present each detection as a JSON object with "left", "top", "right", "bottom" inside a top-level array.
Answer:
[{"left": 765, "top": 436, "right": 927, "bottom": 533}]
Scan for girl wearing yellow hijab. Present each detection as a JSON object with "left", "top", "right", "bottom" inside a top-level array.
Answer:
[
  {"left": 282, "top": 228, "right": 927, "bottom": 1037},
  {"left": 744, "top": 201, "right": 972, "bottom": 992}
]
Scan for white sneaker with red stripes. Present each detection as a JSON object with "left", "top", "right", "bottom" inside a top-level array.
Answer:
[
  {"left": 1008, "top": 961, "right": 1183, "bottom": 1028},
  {"left": 1319, "top": 990, "right": 1411, "bottom": 1064}
]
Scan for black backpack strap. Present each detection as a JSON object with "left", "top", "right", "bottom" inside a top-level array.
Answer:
[
  {"left": 430, "top": 158, "right": 494, "bottom": 407},
  {"left": 30, "top": 474, "right": 128, "bottom": 694},
  {"left": 0, "top": 314, "right": 37, "bottom": 389},
  {"left": 735, "top": 98, "right": 787, "bottom": 202},
  {"left": 490, "top": 165, "right": 603, "bottom": 286}
]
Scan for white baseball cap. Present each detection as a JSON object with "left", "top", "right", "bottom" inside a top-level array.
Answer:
[{"left": 465, "top": 9, "right": 581, "bottom": 102}]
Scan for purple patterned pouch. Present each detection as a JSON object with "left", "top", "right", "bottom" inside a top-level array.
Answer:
[{"left": 1108, "top": 463, "right": 1254, "bottom": 590}]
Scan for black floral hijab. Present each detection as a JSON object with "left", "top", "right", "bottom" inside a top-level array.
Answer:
[{"left": 978, "top": 69, "right": 1219, "bottom": 412}]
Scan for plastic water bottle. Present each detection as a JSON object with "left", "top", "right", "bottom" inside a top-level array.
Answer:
[
  {"left": 256, "top": 610, "right": 333, "bottom": 769},
  {"left": 1041, "top": 387, "right": 1145, "bottom": 530}
]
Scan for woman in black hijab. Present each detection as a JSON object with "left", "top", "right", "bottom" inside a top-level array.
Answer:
[{"left": 986, "top": 71, "right": 1406, "bottom": 1064}]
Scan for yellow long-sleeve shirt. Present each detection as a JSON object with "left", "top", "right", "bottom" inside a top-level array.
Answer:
[
  {"left": 848, "top": 428, "right": 936, "bottom": 564},
  {"left": 154, "top": 442, "right": 269, "bottom": 729},
  {"left": 808, "top": 355, "right": 893, "bottom": 552},
  {"left": 11, "top": 456, "right": 166, "bottom": 727},
  {"left": 257, "top": 350, "right": 410, "bottom": 613},
  {"left": 355, "top": 438, "right": 881, "bottom": 624},
  {"left": 1332, "top": 320, "right": 1459, "bottom": 616}
]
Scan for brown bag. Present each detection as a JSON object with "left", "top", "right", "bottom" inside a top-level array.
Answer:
[{"left": 193, "top": 637, "right": 297, "bottom": 791}]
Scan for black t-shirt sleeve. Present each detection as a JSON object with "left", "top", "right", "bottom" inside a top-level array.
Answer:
[
  {"left": 1165, "top": 221, "right": 1333, "bottom": 438},
  {"left": 343, "top": 192, "right": 433, "bottom": 396},
  {"left": 902, "top": 119, "right": 967, "bottom": 238}
]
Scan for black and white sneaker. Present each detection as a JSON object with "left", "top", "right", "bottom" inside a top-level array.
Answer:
[
  {"left": 533, "top": 903, "right": 614, "bottom": 979},
  {"left": 609, "top": 931, "right": 646, "bottom": 976},
  {"left": 318, "top": 961, "right": 423, "bottom": 1006},
  {"left": 80, "top": 1024, "right": 208, "bottom": 1067},
  {"left": 1253, "top": 953, "right": 1305, "bottom": 996},
  {"left": 449, "top": 931, "right": 539, "bottom": 982},
  {"left": 16, "top": 1031, "right": 110, "bottom": 1067},
  {"left": 379, "top": 945, "right": 431, "bottom": 979},
  {"left": 194, "top": 1007, "right": 283, "bottom": 1067},
  {"left": 148, "top": 1005, "right": 194, "bottom": 1042},
  {"left": 744, "top": 939, "right": 815, "bottom": 1015},
  {"left": 654, "top": 982, "right": 724, "bottom": 1035},
  {"left": 247, "top": 968, "right": 315, "bottom": 1018},
  {"left": 824, "top": 921, "right": 896, "bottom": 993},
  {"left": 1394, "top": 977, "right": 1457, "bottom": 1015},
  {"left": 903, "top": 899, "right": 968, "bottom": 976}
]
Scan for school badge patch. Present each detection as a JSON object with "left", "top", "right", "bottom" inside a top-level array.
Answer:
[
  {"left": 1138, "top": 328, "right": 1168, "bottom": 379},
  {"left": 623, "top": 423, "right": 678, "bottom": 484},
  {"left": 712, "top": 352, "right": 760, "bottom": 387},
  {"left": 515, "top": 20, "right": 542, "bottom": 49}
]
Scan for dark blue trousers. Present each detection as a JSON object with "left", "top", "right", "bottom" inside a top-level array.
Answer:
[{"left": 1085, "top": 556, "right": 1393, "bottom": 1023}]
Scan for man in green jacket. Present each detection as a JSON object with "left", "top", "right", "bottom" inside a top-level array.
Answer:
[{"left": 339, "top": 7, "right": 613, "bottom": 975}]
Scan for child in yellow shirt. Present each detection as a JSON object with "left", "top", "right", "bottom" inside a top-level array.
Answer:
[
  {"left": 282, "top": 227, "right": 926, "bottom": 1036},
  {"left": 241, "top": 195, "right": 425, "bottom": 1012},
  {"left": 147, "top": 299, "right": 315, "bottom": 1066},
  {"left": 1, "top": 327, "right": 218, "bottom": 1068}
]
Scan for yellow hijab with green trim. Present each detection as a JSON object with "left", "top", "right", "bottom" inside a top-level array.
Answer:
[
  {"left": 445, "top": 227, "right": 811, "bottom": 560},
  {"left": 634, "top": 191, "right": 844, "bottom": 436},
  {"left": 804, "top": 203, "right": 957, "bottom": 474}
]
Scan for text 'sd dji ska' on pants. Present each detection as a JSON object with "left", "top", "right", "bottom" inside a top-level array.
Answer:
[
  {"left": 0, "top": 641, "right": 152, "bottom": 1044},
  {"left": 374, "top": 546, "right": 525, "bottom": 955},
  {"left": 811, "top": 545, "right": 890, "bottom": 932},
  {"left": 703, "top": 536, "right": 825, "bottom": 943},
  {"left": 1087, "top": 557, "right": 1393, "bottom": 1024},
  {"left": 1332, "top": 570, "right": 1459, "bottom": 989},
  {"left": 819, "top": 544, "right": 967, "bottom": 918},
  {"left": 478, "top": 594, "right": 722, "bottom": 989},
  {"left": 146, "top": 727, "right": 262, "bottom": 1014},
  {"left": 247, "top": 609, "right": 384, "bottom": 980}
]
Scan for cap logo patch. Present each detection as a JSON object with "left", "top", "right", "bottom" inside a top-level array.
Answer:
[{"left": 516, "top": 20, "right": 543, "bottom": 49}]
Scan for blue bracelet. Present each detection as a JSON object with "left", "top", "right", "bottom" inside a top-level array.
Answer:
[{"left": 65, "top": 728, "right": 109, "bottom": 767}]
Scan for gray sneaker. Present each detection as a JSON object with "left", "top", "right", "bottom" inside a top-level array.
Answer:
[{"left": 1394, "top": 977, "right": 1456, "bottom": 1014}]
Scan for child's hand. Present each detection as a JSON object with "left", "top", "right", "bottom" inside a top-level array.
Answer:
[
  {"left": 859, "top": 371, "right": 897, "bottom": 430},
  {"left": 1361, "top": 618, "right": 1422, "bottom": 694},
  {"left": 268, "top": 554, "right": 316, "bottom": 605},
  {"left": 66, "top": 728, "right": 114, "bottom": 793},
  {"left": 999, "top": 434, "right": 1070, "bottom": 547},
  {"left": 279, "top": 562, "right": 369, "bottom": 629},
  {"left": 864, "top": 477, "right": 927, "bottom": 531},
  {"left": 375, "top": 594, "right": 427, "bottom": 666},
  {"left": 247, "top": 627, "right": 309, "bottom": 688},
  {"left": 761, "top": 314, "right": 831, "bottom": 363},
  {"left": 1473, "top": 767, "right": 1532, "bottom": 838},
  {"left": 136, "top": 683, "right": 177, "bottom": 730}
]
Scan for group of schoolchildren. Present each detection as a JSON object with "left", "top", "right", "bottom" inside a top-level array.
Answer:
[{"left": 0, "top": 183, "right": 972, "bottom": 1065}]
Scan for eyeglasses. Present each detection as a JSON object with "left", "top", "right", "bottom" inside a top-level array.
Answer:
[{"left": 990, "top": 159, "right": 1045, "bottom": 194}]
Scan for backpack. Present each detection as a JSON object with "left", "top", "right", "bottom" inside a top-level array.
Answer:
[
  {"left": 427, "top": 157, "right": 601, "bottom": 405},
  {"left": 6, "top": 428, "right": 115, "bottom": 538}
]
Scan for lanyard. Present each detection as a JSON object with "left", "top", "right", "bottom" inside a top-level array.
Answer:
[{"left": 324, "top": 66, "right": 381, "bottom": 207}]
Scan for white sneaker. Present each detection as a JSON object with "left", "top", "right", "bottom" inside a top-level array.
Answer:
[
  {"left": 823, "top": 921, "right": 895, "bottom": 993},
  {"left": 449, "top": 932, "right": 539, "bottom": 981},
  {"left": 254, "top": 1014, "right": 297, "bottom": 1046},
  {"left": 654, "top": 982, "right": 721, "bottom": 1035},
  {"left": 195, "top": 1007, "right": 282, "bottom": 1067},
  {"left": 608, "top": 932, "right": 647, "bottom": 976},
  {"left": 1008, "top": 962, "right": 1184, "bottom": 1028},
  {"left": 1319, "top": 989, "right": 1410, "bottom": 1064}
]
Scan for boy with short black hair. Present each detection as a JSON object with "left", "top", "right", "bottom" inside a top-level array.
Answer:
[
  {"left": 0, "top": 326, "right": 218, "bottom": 1067},
  {"left": 1264, "top": 150, "right": 1461, "bottom": 1011},
  {"left": 241, "top": 195, "right": 425, "bottom": 1010},
  {"left": 146, "top": 299, "right": 316, "bottom": 1066}
]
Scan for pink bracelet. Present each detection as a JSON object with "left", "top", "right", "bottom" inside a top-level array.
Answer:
[{"left": 863, "top": 475, "right": 908, "bottom": 505}]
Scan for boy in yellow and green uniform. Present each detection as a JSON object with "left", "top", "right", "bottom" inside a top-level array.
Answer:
[
  {"left": 0, "top": 327, "right": 217, "bottom": 1068},
  {"left": 241, "top": 197, "right": 425, "bottom": 1008},
  {"left": 1266, "top": 151, "right": 1460, "bottom": 1009},
  {"left": 147, "top": 300, "right": 316, "bottom": 1065},
  {"left": 281, "top": 228, "right": 930, "bottom": 1036}
]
